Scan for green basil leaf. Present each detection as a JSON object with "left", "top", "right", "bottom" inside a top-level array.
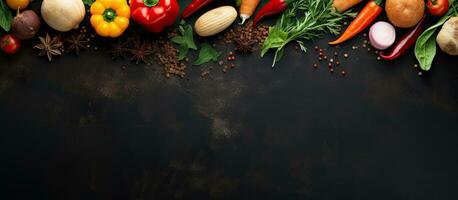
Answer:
[
  {"left": 178, "top": 43, "right": 188, "bottom": 61},
  {"left": 0, "top": 0, "right": 13, "bottom": 32},
  {"left": 171, "top": 21, "right": 197, "bottom": 61},
  {"left": 192, "top": 43, "right": 221, "bottom": 65},
  {"left": 82, "top": 0, "right": 94, "bottom": 6}
]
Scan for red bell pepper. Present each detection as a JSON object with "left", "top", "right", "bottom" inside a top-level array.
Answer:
[{"left": 130, "top": 0, "right": 180, "bottom": 33}]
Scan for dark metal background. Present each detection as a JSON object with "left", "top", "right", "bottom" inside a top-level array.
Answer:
[{"left": 1, "top": 0, "right": 458, "bottom": 199}]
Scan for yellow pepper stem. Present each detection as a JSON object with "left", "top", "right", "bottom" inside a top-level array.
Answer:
[{"left": 103, "top": 8, "right": 117, "bottom": 22}]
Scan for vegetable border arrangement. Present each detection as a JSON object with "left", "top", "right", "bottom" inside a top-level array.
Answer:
[{"left": 1, "top": 0, "right": 457, "bottom": 78}]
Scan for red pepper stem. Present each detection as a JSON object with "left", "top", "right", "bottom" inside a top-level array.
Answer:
[{"left": 143, "top": 0, "right": 159, "bottom": 7}]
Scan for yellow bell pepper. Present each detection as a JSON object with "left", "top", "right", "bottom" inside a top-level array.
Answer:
[{"left": 90, "top": 0, "right": 131, "bottom": 38}]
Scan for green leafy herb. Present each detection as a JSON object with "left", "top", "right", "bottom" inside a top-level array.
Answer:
[
  {"left": 415, "top": 0, "right": 457, "bottom": 71},
  {"left": 171, "top": 20, "right": 197, "bottom": 60},
  {"left": 82, "top": 0, "right": 95, "bottom": 6},
  {"left": 235, "top": 0, "right": 241, "bottom": 7},
  {"left": 261, "top": 0, "right": 356, "bottom": 67},
  {"left": 192, "top": 43, "right": 221, "bottom": 65},
  {"left": 0, "top": 0, "right": 13, "bottom": 32}
]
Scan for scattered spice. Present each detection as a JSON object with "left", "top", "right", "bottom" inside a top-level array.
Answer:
[
  {"left": 153, "top": 41, "right": 186, "bottom": 78},
  {"left": 200, "top": 69, "right": 210, "bottom": 77},
  {"left": 64, "top": 31, "right": 90, "bottom": 55},
  {"left": 129, "top": 38, "right": 153, "bottom": 65},
  {"left": 234, "top": 37, "right": 256, "bottom": 53},
  {"left": 341, "top": 70, "right": 346, "bottom": 76},
  {"left": 110, "top": 39, "right": 130, "bottom": 60},
  {"left": 33, "top": 33, "right": 64, "bottom": 62},
  {"left": 224, "top": 21, "right": 269, "bottom": 53}
]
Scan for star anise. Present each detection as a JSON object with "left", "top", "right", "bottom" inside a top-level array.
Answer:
[
  {"left": 34, "top": 33, "right": 64, "bottom": 62},
  {"left": 65, "top": 32, "right": 90, "bottom": 55},
  {"left": 128, "top": 39, "right": 153, "bottom": 65},
  {"left": 234, "top": 37, "right": 256, "bottom": 54},
  {"left": 110, "top": 39, "right": 129, "bottom": 60}
]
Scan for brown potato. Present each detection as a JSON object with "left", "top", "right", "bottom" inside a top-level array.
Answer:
[{"left": 386, "top": 0, "right": 424, "bottom": 28}]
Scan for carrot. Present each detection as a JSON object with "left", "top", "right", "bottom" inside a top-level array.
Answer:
[
  {"left": 333, "top": 0, "right": 363, "bottom": 13},
  {"left": 239, "top": 0, "right": 261, "bottom": 24},
  {"left": 329, "top": 0, "right": 384, "bottom": 45}
]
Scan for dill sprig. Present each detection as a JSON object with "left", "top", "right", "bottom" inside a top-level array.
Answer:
[{"left": 261, "top": 0, "right": 356, "bottom": 67}]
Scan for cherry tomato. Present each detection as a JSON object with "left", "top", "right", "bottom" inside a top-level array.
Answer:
[
  {"left": 6, "top": 0, "right": 30, "bottom": 10},
  {"left": 1, "top": 34, "right": 21, "bottom": 54},
  {"left": 427, "top": 0, "right": 449, "bottom": 16}
]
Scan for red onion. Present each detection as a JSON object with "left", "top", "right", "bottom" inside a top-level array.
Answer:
[{"left": 12, "top": 10, "right": 41, "bottom": 40}]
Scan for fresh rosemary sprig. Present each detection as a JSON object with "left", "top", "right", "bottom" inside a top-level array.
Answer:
[{"left": 261, "top": 0, "right": 356, "bottom": 67}]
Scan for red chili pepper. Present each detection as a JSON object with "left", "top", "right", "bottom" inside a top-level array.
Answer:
[
  {"left": 130, "top": 0, "right": 180, "bottom": 33},
  {"left": 253, "top": 0, "right": 290, "bottom": 26},
  {"left": 379, "top": 16, "right": 425, "bottom": 61},
  {"left": 181, "top": 0, "right": 214, "bottom": 19},
  {"left": 329, "top": 0, "right": 384, "bottom": 45}
]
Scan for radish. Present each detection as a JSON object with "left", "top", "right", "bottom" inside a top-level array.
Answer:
[{"left": 369, "top": 21, "right": 396, "bottom": 50}]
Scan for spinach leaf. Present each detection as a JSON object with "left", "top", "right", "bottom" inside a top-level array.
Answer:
[
  {"left": 192, "top": 43, "right": 221, "bottom": 65},
  {"left": 415, "top": 0, "right": 457, "bottom": 71},
  {"left": 82, "top": 0, "right": 94, "bottom": 6},
  {"left": 0, "top": 0, "right": 13, "bottom": 32},
  {"left": 171, "top": 20, "right": 197, "bottom": 60}
]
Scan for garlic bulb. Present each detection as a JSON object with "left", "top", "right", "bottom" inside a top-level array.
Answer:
[
  {"left": 437, "top": 17, "right": 458, "bottom": 56},
  {"left": 41, "top": 0, "right": 85, "bottom": 32}
]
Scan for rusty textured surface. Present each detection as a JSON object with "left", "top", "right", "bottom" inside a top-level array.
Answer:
[{"left": 1, "top": 1, "right": 458, "bottom": 199}]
